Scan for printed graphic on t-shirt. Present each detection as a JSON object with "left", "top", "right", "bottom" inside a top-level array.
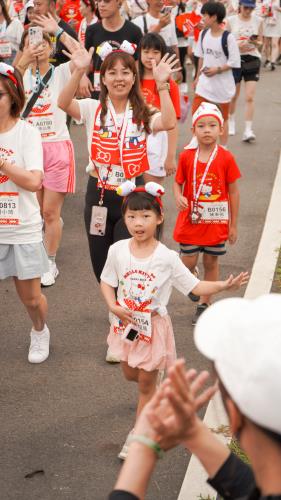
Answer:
[
  {"left": 0, "top": 146, "right": 15, "bottom": 184},
  {"left": 0, "top": 147, "right": 19, "bottom": 226},
  {"left": 25, "top": 87, "right": 55, "bottom": 138}
]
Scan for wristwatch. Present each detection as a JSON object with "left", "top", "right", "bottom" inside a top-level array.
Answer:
[
  {"left": 55, "top": 27, "right": 64, "bottom": 40},
  {"left": 157, "top": 82, "right": 170, "bottom": 92},
  {"left": 217, "top": 66, "right": 222, "bottom": 74}
]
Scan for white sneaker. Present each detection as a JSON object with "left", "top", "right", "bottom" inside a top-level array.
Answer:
[
  {"left": 118, "top": 430, "right": 134, "bottom": 460},
  {"left": 242, "top": 130, "right": 256, "bottom": 142},
  {"left": 41, "top": 260, "right": 59, "bottom": 287},
  {"left": 228, "top": 120, "right": 236, "bottom": 136},
  {"left": 28, "top": 326, "right": 50, "bottom": 364},
  {"left": 106, "top": 347, "right": 120, "bottom": 363}
]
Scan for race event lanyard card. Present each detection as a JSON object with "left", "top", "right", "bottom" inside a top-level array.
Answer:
[
  {"left": 0, "top": 192, "right": 19, "bottom": 226},
  {"left": 90, "top": 205, "right": 107, "bottom": 236},
  {"left": 132, "top": 311, "right": 152, "bottom": 343}
]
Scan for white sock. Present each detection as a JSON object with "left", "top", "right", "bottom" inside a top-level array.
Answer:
[
  {"left": 245, "top": 121, "right": 252, "bottom": 133},
  {"left": 32, "top": 324, "right": 47, "bottom": 335},
  {"left": 229, "top": 114, "right": 235, "bottom": 123}
]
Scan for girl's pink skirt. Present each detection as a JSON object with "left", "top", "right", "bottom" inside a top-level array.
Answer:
[
  {"left": 42, "top": 140, "right": 76, "bottom": 193},
  {"left": 107, "top": 314, "right": 177, "bottom": 372}
]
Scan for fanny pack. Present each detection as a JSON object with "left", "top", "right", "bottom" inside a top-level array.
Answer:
[{"left": 241, "top": 57, "right": 260, "bottom": 74}]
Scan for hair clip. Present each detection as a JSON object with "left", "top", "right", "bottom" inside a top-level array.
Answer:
[
  {"left": 96, "top": 40, "right": 137, "bottom": 61},
  {"left": 116, "top": 181, "right": 165, "bottom": 207}
]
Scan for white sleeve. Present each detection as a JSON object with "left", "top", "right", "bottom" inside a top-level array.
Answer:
[
  {"left": 194, "top": 31, "right": 204, "bottom": 58},
  {"left": 132, "top": 15, "right": 144, "bottom": 33},
  {"left": 55, "top": 62, "right": 71, "bottom": 92},
  {"left": 171, "top": 252, "right": 199, "bottom": 295},
  {"left": 227, "top": 32, "right": 241, "bottom": 68},
  {"left": 78, "top": 98, "right": 99, "bottom": 125},
  {"left": 170, "top": 22, "right": 178, "bottom": 46},
  {"left": 100, "top": 245, "right": 119, "bottom": 287},
  {"left": 23, "top": 125, "right": 43, "bottom": 172}
]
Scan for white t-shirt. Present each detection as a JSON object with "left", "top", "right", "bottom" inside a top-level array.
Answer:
[
  {"left": 78, "top": 16, "right": 98, "bottom": 46},
  {"left": 0, "top": 18, "right": 23, "bottom": 53},
  {"left": 147, "top": 131, "right": 168, "bottom": 177},
  {"left": 0, "top": 120, "right": 43, "bottom": 244},
  {"left": 227, "top": 14, "right": 262, "bottom": 58},
  {"left": 23, "top": 62, "right": 71, "bottom": 142},
  {"left": 101, "top": 239, "right": 199, "bottom": 317},
  {"left": 78, "top": 98, "right": 160, "bottom": 180},
  {"left": 195, "top": 30, "right": 241, "bottom": 103},
  {"left": 133, "top": 13, "right": 178, "bottom": 47}
]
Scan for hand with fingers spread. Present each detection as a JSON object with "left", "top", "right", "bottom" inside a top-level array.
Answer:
[
  {"left": 33, "top": 13, "right": 60, "bottom": 35},
  {"left": 146, "top": 359, "right": 217, "bottom": 449},
  {"left": 152, "top": 53, "right": 182, "bottom": 85},
  {"left": 62, "top": 45, "right": 94, "bottom": 72},
  {"left": 222, "top": 271, "right": 249, "bottom": 291}
]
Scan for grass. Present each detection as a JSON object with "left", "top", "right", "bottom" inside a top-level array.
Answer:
[{"left": 272, "top": 249, "right": 281, "bottom": 292}]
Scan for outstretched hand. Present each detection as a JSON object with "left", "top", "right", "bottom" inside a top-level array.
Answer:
[
  {"left": 33, "top": 13, "right": 59, "bottom": 34},
  {"left": 62, "top": 45, "right": 94, "bottom": 72},
  {"left": 152, "top": 53, "right": 182, "bottom": 85},
  {"left": 223, "top": 271, "right": 249, "bottom": 291}
]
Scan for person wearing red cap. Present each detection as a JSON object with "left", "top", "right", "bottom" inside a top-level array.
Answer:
[{"left": 173, "top": 102, "right": 241, "bottom": 325}]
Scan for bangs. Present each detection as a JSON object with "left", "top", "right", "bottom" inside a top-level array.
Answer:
[
  {"left": 140, "top": 33, "right": 167, "bottom": 55},
  {"left": 100, "top": 51, "right": 136, "bottom": 75},
  {"left": 122, "top": 192, "right": 161, "bottom": 216}
]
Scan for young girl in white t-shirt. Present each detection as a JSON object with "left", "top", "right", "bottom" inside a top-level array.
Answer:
[
  {"left": 0, "top": 62, "right": 50, "bottom": 364},
  {"left": 100, "top": 180, "right": 249, "bottom": 460}
]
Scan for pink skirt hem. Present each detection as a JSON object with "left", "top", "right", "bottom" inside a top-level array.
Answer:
[{"left": 107, "top": 314, "right": 177, "bottom": 372}]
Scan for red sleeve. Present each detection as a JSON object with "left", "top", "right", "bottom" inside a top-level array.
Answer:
[
  {"left": 224, "top": 150, "right": 242, "bottom": 184},
  {"left": 169, "top": 79, "right": 181, "bottom": 119},
  {"left": 175, "top": 150, "right": 188, "bottom": 185}
]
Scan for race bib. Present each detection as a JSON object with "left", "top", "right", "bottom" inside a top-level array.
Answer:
[
  {"left": 93, "top": 71, "right": 100, "bottom": 92},
  {"left": 97, "top": 164, "right": 125, "bottom": 190},
  {"left": 193, "top": 201, "right": 229, "bottom": 224},
  {"left": 0, "top": 192, "right": 19, "bottom": 226},
  {"left": 0, "top": 40, "right": 12, "bottom": 58},
  {"left": 132, "top": 311, "right": 152, "bottom": 344},
  {"left": 28, "top": 113, "right": 56, "bottom": 138}
]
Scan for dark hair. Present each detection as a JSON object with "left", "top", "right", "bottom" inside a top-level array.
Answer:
[
  {"left": 121, "top": 191, "right": 164, "bottom": 240},
  {"left": 99, "top": 51, "right": 154, "bottom": 133},
  {"left": 138, "top": 33, "right": 167, "bottom": 81},
  {"left": 201, "top": 1, "right": 226, "bottom": 23},
  {"left": 0, "top": 69, "right": 25, "bottom": 117},
  {"left": 0, "top": 0, "right": 11, "bottom": 25},
  {"left": 19, "top": 30, "right": 52, "bottom": 52},
  {"left": 82, "top": 0, "right": 96, "bottom": 11}
]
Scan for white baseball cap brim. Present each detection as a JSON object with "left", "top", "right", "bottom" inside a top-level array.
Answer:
[{"left": 194, "top": 295, "right": 281, "bottom": 435}]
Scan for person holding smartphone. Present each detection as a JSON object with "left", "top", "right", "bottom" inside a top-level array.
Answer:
[{"left": 226, "top": 0, "right": 263, "bottom": 142}]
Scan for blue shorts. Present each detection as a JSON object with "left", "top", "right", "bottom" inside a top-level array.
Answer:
[{"left": 180, "top": 242, "right": 226, "bottom": 256}]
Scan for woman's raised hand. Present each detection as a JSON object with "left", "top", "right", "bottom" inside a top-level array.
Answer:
[
  {"left": 152, "top": 53, "right": 182, "bottom": 84},
  {"left": 33, "top": 12, "right": 59, "bottom": 34},
  {"left": 62, "top": 45, "right": 94, "bottom": 72}
]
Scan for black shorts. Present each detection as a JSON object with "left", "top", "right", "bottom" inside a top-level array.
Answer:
[
  {"left": 179, "top": 242, "right": 227, "bottom": 256},
  {"left": 234, "top": 55, "right": 261, "bottom": 83}
]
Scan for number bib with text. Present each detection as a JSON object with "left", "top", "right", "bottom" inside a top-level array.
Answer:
[
  {"left": 132, "top": 311, "right": 152, "bottom": 344},
  {"left": 97, "top": 165, "right": 125, "bottom": 190},
  {"left": 192, "top": 201, "right": 229, "bottom": 224},
  {"left": 0, "top": 192, "right": 19, "bottom": 226}
]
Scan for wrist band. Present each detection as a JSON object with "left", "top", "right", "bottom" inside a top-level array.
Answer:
[
  {"left": 55, "top": 27, "right": 64, "bottom": 39},
  {"left": 128, "top": 435, "right": 164, "bottom": 459},
  {"left": 157, "top": 82, "right": 170, "bottom": 92}
]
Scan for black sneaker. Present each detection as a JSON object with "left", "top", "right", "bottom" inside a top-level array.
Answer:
[
  {"left": 271, "top": 63, "right": 276, "bottom": 71},
  {"left": 188, "top": 291, "right": 200, "bottom": 302},
  {"left": 192, "top": 303, "right": 209, "bottom": 326}
]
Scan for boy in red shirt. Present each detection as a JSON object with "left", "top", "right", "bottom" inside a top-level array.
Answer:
[{"left": 173, "top": 102, "right": 241, "bottom": 324}]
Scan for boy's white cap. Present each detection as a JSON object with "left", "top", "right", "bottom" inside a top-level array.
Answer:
[
  {"left": 194, "top": 294, "right": 281, "bottom": 435},
  {"left": 25, "top": 0, "right": 34, "bottom": 9},
  {"left": 192, "top": 102, "right": 224, "bottom": 127}
]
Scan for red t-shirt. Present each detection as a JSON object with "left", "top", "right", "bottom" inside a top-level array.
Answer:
[
  {"left": 141, "top": 79, "right": 181, "bottom": 119},
  {"left": 173, "top": 146, "right": 241, "bottom": 246},
  {"left": 57, "top": 0, "right": 82, "bottom": 33}
]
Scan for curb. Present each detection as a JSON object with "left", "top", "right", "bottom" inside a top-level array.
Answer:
[{"left": 178, "top": 150, "right": 281, "bottom": 500}]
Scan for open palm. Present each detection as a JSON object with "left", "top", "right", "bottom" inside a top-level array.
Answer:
[
  {"left": 63, "top": 46, "right": 94, "bottom": 71},
  {"left": 152, "top": 53, "right": 181, "bottom": 84}
]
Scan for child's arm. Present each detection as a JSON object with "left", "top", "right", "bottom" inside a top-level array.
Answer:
[
  {"left": 192, "top": 272, "right": 249, "bottom": 297},
  {"left": 100, "top": 281, "right": 132, "bottom": 325},
  {"left": 173, "top": 180, "right": 188, "bottom": 210},
  {"left": 164, "top": 124, "right": 178, "bottom": 177},
  {"left": 228, "top": 181, "right": 240, "bottom": 245}
]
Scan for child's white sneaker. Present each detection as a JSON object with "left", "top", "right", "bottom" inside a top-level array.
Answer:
[
  {"left": 228, "top": 120, "right": 236, "bottom": 136},
  {"left": 28, "top": 326, "right": 50, "bottom": 364}
]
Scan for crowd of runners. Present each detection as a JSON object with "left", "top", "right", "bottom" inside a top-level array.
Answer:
[{"left": 0, "top": 0, "right": 280, "bottom": 498}]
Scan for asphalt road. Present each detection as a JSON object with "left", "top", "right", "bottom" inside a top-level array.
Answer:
[{"left": 1, "top": 66, "right": 281, "bottom": 500}]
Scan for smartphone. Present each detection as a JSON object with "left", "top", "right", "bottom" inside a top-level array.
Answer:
[
  {"left": 90, "top": 205, "right": 108, "bottom": 236},
  {"left": 121, "top": 324, "right": 139, "bottom": 343},
  {"left": 28, "top": 26, "right": 43, "bottom": 46},
  {"left": 161, "top": 6, "right": 172, "bottom": 14},
  {"left": 249, "top": 35, "right": 258, "bottom": 41}
]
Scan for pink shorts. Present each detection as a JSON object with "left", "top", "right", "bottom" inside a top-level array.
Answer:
[
  {"left": 42, "top": 140, "right": 76, "bottom": 193},
  {"left": 107, "top": 314, "right": 177, "bottom": 372}
]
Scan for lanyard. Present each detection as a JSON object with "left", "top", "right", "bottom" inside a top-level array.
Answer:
[
  {"left": 93, "top": 164, "right": 112, "bottom": 206},
  {"left": 29, "top": 65, "right": 54, "bottom": 93},
  {"left": 108, "top": 98, "right": 130, "bottom": 169},
  {"left": 192, "top": 145, "right": 218, "bottom": 203}
]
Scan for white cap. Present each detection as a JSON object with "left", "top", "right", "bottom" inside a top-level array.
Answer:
[
  {"left": 194, "top": 294, "right": 281, "bottom": 435},
  {"left": 192, "top": 102, "right": 224, "bottom": 127},
  {"left": 25, "top": 0, "right": 34, "bottom": 10}
]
